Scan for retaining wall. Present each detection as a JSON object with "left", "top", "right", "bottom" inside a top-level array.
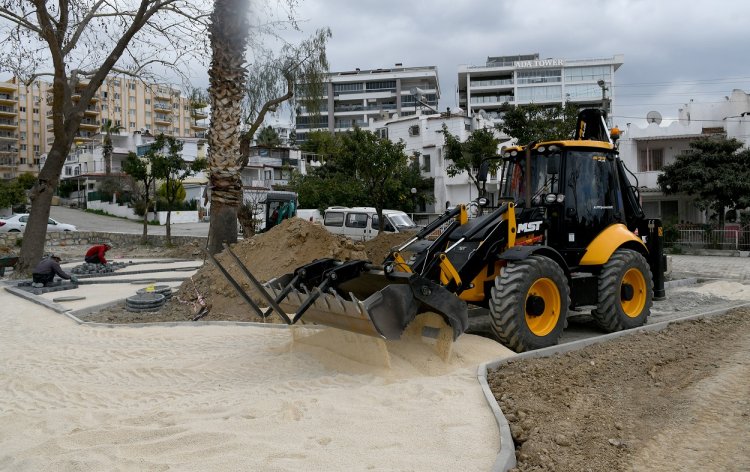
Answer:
[{"left": 0, "top": 230, "right": 206, "bottom": 250}]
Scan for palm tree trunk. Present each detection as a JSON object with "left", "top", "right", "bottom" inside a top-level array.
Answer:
[{"left": 206, "top": 0, "right": 250, "bottom": 255}]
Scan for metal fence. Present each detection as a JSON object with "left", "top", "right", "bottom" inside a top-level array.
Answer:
[{"left": 676, "top": 227, "right": 750, "bottom": 251}]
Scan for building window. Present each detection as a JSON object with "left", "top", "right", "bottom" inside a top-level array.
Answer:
[
  {"left": 365, "top": 80, "right": 396, "bottom": 91},
  {"left": 145, "top": 98, "right": 151, "bottom": 105},
  {"left": 19, "top": 158, "right": 27, "bottom": 165},
  {"left": 19, "top": 106, "right": 26, "bottom": 112},
  {"left": 33, "top": 132, "right": 39, "bottom": 140},
  {"left": 517, "top": 69, "right": 562, "bottom": 84},
  {"left": 638, "top": 148, "right": 664, "bottom": 172},
  {"left": 33, "top": 144, "right": 40, "bottom": 152},
  {"left": 516, "top": 85, "right": 562, "bottom": 102},
  {"left": 332, "top": 82, "right": 363, "bottom": 94},
  {"left": 32, "top": 107, "right": 39, "bottom": 114},
  {"left": 129, "top": 96, "right": 136, "bottom": 104},
  {"left": 564, "top": 66, "right": 611, "bottom": 82},
  {"left": 114, "top": 93, "right": 120, "bottom": 99},
  {"left": 423, "top": 154, "right": 431, "bottom": 172},
  {"left": 129, "top": 122, "right": 136, "bottom": 128},
  {"left": 129, "top": 83, "right": 136, "bottom": 90},
  {"left": 375, "top": 128, "right": 388, "bottom": 139},
  {"left": 408, "top": 125, "right": 420, "bottom": 136},
  {"left": 20, "top": 144, "right": 27, "bottom": 151},
  {"left": 129, "top": 108, "right": 136, "bottom": 116},
  {"left": 101, "top": 104, "right": 108, "bottom": 111}
]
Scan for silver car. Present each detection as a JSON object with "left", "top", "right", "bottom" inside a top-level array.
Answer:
[{"left": 0, "top": 213, "right": 77, "bottom": 233}]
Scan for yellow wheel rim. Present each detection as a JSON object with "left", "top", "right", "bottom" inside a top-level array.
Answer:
[
  {"left": 525, "top": 278, "right": 561, "bottom": 336},
  {"left": 621, "top": 268, "right": 647, "bottom": 318}
]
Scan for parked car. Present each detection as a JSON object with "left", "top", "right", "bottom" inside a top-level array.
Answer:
[
  {"left": 0, "top": 214, "right": 77, "bottom": 233},
  {"left": 322, "top": 207, "right": 417, "bottom": 241}
]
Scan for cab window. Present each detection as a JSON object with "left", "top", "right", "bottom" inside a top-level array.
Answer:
[
  {"left": 324, "top": 212, "right": 344, "bottom": 227},
  {"left": 345, "top": 213, "right": 368, "bottom": 228}
]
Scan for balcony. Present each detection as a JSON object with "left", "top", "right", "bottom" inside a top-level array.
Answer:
[
  {"left": 0, "top": 131, "right": 16, "bottom": 141},
  {"left": 0, "top": 118, "right": 17, "bottom": 129},
  {"left": 153, "top": 103, "right": 173, "bottom": 112},
  {"left": 79, "top": 118, "right": 100, "bottom": 130},
  {"left": 153, "top": 114, "right": 172, "bottom": 125},
  {"left": 0, "top": 82, "right": 16, "bottom": 93},
  {"left": 0, "top": 105, "right": 16, "bottom": 117},
  {"left": 191, "top": 121, "right": 208, "bottom": 131},
  {"left": 0, "top": 93, "right": 16, "bottom": 105},
  {"left": 153, "top": 87, "right": 175, "bottom": 100}
]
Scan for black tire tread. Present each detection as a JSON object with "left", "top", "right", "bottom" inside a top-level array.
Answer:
[
  {"left": 591, "top": 249, "right": 653, "bottom": 332},
  {"left": 489, "top": 255, "right": 570, "bottom": 352}
]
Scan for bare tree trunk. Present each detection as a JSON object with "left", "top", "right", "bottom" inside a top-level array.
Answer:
[
  {"left": 17, "top": 145, "right": 69, "bottom": 272},
  {"left": 141, "top": 205, "right": 149, "bottom": 244},
  {"left": 166, "top": 209, "right": 172, "bottom": 246}
]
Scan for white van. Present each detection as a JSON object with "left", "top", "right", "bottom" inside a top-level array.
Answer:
[
  {"left": 323, "top": 207, "right": 417, "bottom": 241},
  {"left": 296, "top": 208, "right": 323, "bottom": 224}
]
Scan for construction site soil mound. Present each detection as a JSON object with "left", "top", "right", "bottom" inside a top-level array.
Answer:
[
  {"left": 488, "top": 307, "right": 750, "bottom": 472},
  {"left": 153, "top": 218, "right": 371, "bottom": 322}
]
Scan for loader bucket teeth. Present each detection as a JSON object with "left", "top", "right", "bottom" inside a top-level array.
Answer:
[{"left": 265, "top": 271, "right": 468, "bottom": 341}]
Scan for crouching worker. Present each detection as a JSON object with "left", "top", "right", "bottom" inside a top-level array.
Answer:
[
  {"left": 85, "top": 243, "right": 111, "bottom": 264},
  {"left": 32, "top": 255, "right": 77, "bottom": 287}
]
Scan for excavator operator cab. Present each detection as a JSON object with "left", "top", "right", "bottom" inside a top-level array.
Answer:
[{"left": 501, "top": 142, "right": 628, "bottom": 265}]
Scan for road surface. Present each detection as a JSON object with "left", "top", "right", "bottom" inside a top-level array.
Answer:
[{"left": 50, "top": 205, "right": 209, "bottom": 237}]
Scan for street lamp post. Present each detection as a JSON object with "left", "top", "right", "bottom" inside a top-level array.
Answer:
[
  {"left": 410, "top": 187, "right": 417, "bottom": 217},
  {"left": 77, "top": 163, "right": 82, "bottom": 208},
  {"left": 597, "top": 79, "right": 611, "bottom": 126}
]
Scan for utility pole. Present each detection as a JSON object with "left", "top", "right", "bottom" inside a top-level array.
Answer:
[{"left": 597, "top": 79, "right": 611, "bottom": 127}]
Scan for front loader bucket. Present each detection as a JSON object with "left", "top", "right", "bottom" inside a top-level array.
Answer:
[
  {"left": 209, "top": 249, "right": 469, "bottom": 342},
  {"left": 266, "top": 272, "right": 469, "bottom": 341}
]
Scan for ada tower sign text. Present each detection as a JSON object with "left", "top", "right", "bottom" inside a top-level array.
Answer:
[{"left": 514, "top": 59, "right": 564, "bottom": 68}]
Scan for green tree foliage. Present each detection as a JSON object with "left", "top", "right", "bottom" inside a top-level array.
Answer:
[
  {"left": 255, "top": 126, "right": 282, "bottom": 148},
  {"left": 0, "top": 179, "right": 26, "bottom": 209},
  {"left": 16, "top": 172, "right": 36, "bottom": 190},
  {"left": 122, "top": 151, "right": 157, "bottom": 242},
  {"left": 101, "top": 119, "right": 124, "bottom": 176},
  {"left": 498, "top": 102, "right": 580, "bottom": 145},
  {"left": 441, "top": 126, "right": 502, "bottom": 195},
  {"left": 658, "top": 136, "right": 750, "bottom": 227},
  {"left": 150, "top": 135, "right": 207, "bottom": 245},
  {"left": 299, "top": 130, "right": 343, "bottom": 160},
  {"left": 291, "top": 128, "right": 432, "bottom": 221}
]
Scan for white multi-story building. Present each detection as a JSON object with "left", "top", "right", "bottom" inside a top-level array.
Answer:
[
  {"left": 618, "top": 89, "right": 750, "bottom": 225},
  {"left": 457, "top": 53, "right": 624, "bottom": 123},
  {"left": 0, "top": 75, "right": 209, "bottom": 179},
  {"left": 295, "top": 64, "right": 440, "bottom": 143},
  {"left": 379, "top": 109, "right": 508, "bottom": 213}
]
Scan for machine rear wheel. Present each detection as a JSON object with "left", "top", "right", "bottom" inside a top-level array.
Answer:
[
  {"left": 591, "top": 249, "right": 653, "bottom": 332},
  {"left": 489, "top": 255, "right": 569, "bottom": 352}
]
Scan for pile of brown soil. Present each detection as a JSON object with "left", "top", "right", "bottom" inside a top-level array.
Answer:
[
  {"left": 163, "top": 218, "right": 370, "bottom": 322},
  {"left": 362, "top": 231, "right": 415, "bottom": 263}
]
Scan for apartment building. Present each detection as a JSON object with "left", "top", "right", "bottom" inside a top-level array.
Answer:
[
  {"left": 618, "top": 89, "right": 750, "bottom": 225},
  {"left": 295, "top": 64, "right": 440, "bottom": 142},
  {"left": 457, "top": 53, "right": 624, "bottom": 123},
  {"left": 0, "top": 75, "right": 209, "bottom": 179}
]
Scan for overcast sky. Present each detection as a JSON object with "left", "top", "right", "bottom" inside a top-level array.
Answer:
[{"left": 283, "top": 0, "right": 750, "bottom": 127}]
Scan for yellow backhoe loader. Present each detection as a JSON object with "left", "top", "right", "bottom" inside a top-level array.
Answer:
[{"left": 212, "top": 109, "right": 665, "bottom": 352}]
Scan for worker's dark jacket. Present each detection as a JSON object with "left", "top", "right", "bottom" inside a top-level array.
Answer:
[{"left": 32, "top": 258, "right": 71, "bottom": 280}]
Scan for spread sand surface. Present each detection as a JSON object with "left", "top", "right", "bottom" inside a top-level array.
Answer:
[{"left": 0, "top": 292, "right": 514, "bottom": 471}]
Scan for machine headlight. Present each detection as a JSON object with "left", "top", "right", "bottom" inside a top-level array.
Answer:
[
  {"left": 545, "top": 193, "right": 557, "bottom": 204},
  {"left": 556, "top": 194, "right": 565, "bottom": 203}
]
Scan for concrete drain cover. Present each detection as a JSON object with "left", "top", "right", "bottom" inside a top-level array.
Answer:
[
  {"left": 137, "top": 285, "right": 173, "bottom": 299},
  {"left": 126, "top": 292, "right": 166, "bottom": 312},
  {"left": 53, "top": 295, "right": 87, "bottom": 302}
]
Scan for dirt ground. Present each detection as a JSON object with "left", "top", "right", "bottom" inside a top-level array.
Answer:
[
  {"left": 488, "top": 307, "right": 750, "bottom": 472},
  {"left": 24, "top": 219, "right": 750, "bottom": 471}
]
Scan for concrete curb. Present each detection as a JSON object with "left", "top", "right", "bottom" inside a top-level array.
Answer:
[
  {"left": 5, "top": 285, "right": 69, "bottom": 313},
  {"left": 478, "top": 300, "right": 750, "bottom": 472}
]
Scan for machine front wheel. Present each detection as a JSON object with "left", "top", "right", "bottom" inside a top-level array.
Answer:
[
  {"left": 591, "top": 249, "right": 653, "bottom": 332},
  {"left": 489, "top": 255, "right": 569, "bottom": 353}
]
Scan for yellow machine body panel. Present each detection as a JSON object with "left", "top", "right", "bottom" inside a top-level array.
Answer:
[{"left": 579, "top": 223, "right": 647, "bottom": 266}]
